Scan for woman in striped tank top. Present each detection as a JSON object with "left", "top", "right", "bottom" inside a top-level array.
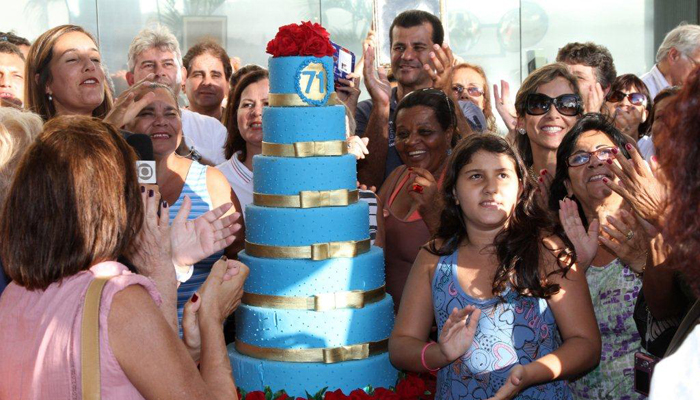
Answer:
[
  {"left": 126, "top": 83, "right": 245, "bottom": 329},
  {"left": 389, "top": 135, "right": 601, "bottom": 400}
]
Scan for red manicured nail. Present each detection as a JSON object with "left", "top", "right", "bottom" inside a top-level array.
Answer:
[
  {"left": 540, "top": 169, "right": 547, "bottom": 175},
  {"left": 625, "top": 143, "right": 632, "bottom": 150},
  {"left": 612, "top": 147, "right": 619, "bottom": 154},
  {"left": 606, "top": 159, "right": 613, "bottom": 164},
  {"left": 538, "top": 177, "right": 543, "bottom": 182},
  {"left": 140, "top": 185, "right": 145, "bottom": 193},
  {"left": 412, "top": 184, "right": 424, "bottom": 194},
  {"left": 191, "top": 293, "right": 199, "bottom": 302},
  {"left": 651, "top": 155, "right": 657, "bottom": 162},
  {"left": 148, "top": 189, "right": 154, "bottom": 198},
  {"left": 603, "top": 178, "right": 608, "bottom": 183}
]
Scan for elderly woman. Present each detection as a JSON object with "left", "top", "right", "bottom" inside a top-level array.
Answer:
[
  {"left": 549, "top": 114, "right": 647, "bottom": 399},
  {"left": 513, "top": 63, "right": 583, "bottom": 198},
  {"left": 603, "top": 74, "right": 653, "bottom": 141},
  {"left": 451, "top": 62, "right": 497, "bottom": 132},
  {"left": 375, "top": 88, "right": 458, "bottom": 312},
  {"left": 219, "top": 69, "right": 269, "bottom": 216},
  {"left": 0, "top": 116, "right": 245, "bottom": 399},
  {"left": 0, "top": 107, "right": 43, "bottom": 294},
  {"left": 125, "top": 83, "right": 244, "bottom": 329}
]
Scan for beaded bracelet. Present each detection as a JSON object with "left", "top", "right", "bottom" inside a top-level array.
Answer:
[{"left": 421, "top": 341, "right": 440, "bottom": 372}]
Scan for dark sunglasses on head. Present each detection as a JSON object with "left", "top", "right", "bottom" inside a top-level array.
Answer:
[
  {"left": 606, "top": 91, "right": 648, "bottom": 106},
  {"left": 566, "top": 147, "right": 616, "bottom": 167},
  {"left": 526, "top": 93, "right": 582, "bottom": 117},
  {"left": 452, "top": 84, "right": 484, "bottom": 97}
]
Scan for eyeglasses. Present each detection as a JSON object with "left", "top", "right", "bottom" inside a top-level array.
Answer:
[
  {"left": 606, "top": 91, "right": 647, "bottom": 107},
  {"left": 525, "top": 93, "right": 582, "bottom": 117},
  {"left": 566, "top": 147, "right": 616, "bottom": 167},
  {"left": 452, "top": 84, "right": 484, "bottom": 98}
]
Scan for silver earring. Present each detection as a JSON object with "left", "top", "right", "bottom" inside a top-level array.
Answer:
[
  {"left": 47, "top": 93, "right": 53, "bottom": 102},
  {"left": 517, "top": 128, "right": 526, "bottom": 135}
]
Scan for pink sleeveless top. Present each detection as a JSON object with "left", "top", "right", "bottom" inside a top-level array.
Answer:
[{"left": 0, "top": 261, "right": 162, "bottom": 399}]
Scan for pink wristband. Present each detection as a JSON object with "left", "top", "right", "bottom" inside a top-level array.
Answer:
[{"left": 421, "top": 341, "right": 440, "bottom": 372}]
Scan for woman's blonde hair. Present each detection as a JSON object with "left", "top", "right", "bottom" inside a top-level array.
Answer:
[
  {"left": 24, "top": 25, "right": 113, "bottom": 121},
  {"left": 453, "top": 62, "right": 497, "bottom": 132},
  {"left": 0, "top": 108, "right": 43, "bottom": 206}
]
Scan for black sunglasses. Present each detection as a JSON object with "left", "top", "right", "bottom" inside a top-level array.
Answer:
[
  {"left": 526, "top": 93, "right": 582, "bottom": 117},
  {"left": 606, "top": 91, "right": 647, "bottom": 107}
]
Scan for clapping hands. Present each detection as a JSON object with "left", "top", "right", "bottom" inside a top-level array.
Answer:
[
  {"left": 438, "top": 306, "right": 481, "bottom": 362},
  {"left": 558, "top": 198, "right": 599, "bottom": 271}
]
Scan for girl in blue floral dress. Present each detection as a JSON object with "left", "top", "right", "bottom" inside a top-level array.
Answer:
[{"left": 389, "top": 134, "right": 601, "bottom": 400}]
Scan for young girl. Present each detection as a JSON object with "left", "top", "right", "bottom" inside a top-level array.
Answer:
[{"left": 388, "top": 134, "right": 601, "bottom": 400}]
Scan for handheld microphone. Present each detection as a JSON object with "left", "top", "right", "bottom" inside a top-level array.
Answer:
[{"left": 126, "top": 133, "right": 157, "bottom": 184}]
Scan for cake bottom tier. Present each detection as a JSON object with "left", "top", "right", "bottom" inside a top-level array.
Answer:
[{"left": 229, "top": 345, "right": 398, "bottom": 397}]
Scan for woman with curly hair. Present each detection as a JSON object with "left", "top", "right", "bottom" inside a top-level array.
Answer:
[
  {"left": 450, "top": 63, "right": 497, "bottom": 132},
  {"left": 389, "top": 134, "right": 600, "bottom": 399}
]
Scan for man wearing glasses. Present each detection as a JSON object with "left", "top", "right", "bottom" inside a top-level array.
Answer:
[{"left": 641, "top": 23, "right": 700, "bottom": 99}]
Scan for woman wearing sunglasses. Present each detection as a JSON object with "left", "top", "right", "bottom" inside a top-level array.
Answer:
[
  {"left": 603, "top": 74, "right": 653, "bottom": 141},
  {"left": 513, "top": 63, "right": 583, "bottom": 198},
  {"left": 451, "top": 63, "right": 497, "bottom": 132},
  {"left": 549, "top": 114, "right": 648, "bottom": 399}
]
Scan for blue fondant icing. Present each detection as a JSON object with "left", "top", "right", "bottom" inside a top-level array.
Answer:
[
  {"left": 229, "top": 348, "right": 398, "bottom": 398},
  {"left": 262, "top": 105, "right": 346, "bottom": 144},
  {"left": 239, "top": 247, "right": 385, "bottom": 296},
  {"left": 269, "top": 56, "right": 335, "bottom": 95},
  {"left": 245, "top": 202, "right": 369, "bottom": 246},
  {"left": 253, "top": 154, "right": 356, "bottom": 195},
  {"left": 235, "top": 295, "right": 394, "bottom": 348}
]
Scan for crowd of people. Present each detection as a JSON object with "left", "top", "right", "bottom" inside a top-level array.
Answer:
[{"left": 0, "top": 8, "right": 699, "bottom": 400}]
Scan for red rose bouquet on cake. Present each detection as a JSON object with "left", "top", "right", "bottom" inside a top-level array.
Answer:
[{"left": 266, "top": 21, "right": 335, "bottom": 58}]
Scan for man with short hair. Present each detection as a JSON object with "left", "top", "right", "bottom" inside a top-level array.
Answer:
[
  {"left": 556, "top": 42, "right": 617, "bottom": 113},
  {"left": 182, "top": 41, "right": 232, "bottom": 121},
  {"left": 0, "top": 42, "right": 25, "bottom": 108},
  {"left": 642, "top": 23, "right": 700, "bottom": 98},
  {"left": 355, "top": 10, "right": 444, "bottom": 188},
  {"left": 0, "top": 32, "right": 31, "bottom": 58},
  {"left": 126, "top": 26, "right": 227, "bottom": 165}
]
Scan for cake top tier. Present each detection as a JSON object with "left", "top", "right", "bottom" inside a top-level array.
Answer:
[{"left": 266, "top": 22, "right": 339, "bottom": 107}]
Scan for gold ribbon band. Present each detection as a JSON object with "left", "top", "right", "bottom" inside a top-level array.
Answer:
[
  {"left": 262, "top": 140, "right": 348, "bottom": 158},
  {"left": 268, "top": 92, "right": 341, "bottom": 107},
  {"left": 254, "top": 189, "right": 359, "bottom": 208},
  {"left": 235, "top": 338, "right": 389, "bottom": 363},
  {"left": 245, "top": 238, "right": 371, "bottom": 260},
  {"left": 242, "top": 285, "right": 386, "bottom": 311}
]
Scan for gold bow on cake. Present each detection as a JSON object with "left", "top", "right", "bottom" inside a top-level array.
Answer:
[
  {"left": 245, "top": 238, "right": 371, "bottom": 260},
  {"left": 262, "top": 140, "right": 347, "bottom": 158},
  {"left": 235, "top": 338, "right": 389, "bottom": 363},
  {"left": 242, "top": 285, "right": 386, "bottom": 311},
  {"left": 254, "top": 189, "right": 358, "bottom": 208}
]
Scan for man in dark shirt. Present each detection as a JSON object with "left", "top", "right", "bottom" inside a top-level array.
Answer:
[{"left": 355, "top": 10, "right": 444, "bottom": 189}]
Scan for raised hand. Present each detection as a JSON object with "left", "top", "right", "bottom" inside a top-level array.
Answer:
[
  {"left": 336, "top": 73, "right": 361, "bottom": 116},
  {"left": 603, "top": 144, "right": 666, "bottom": 229},
  {"left": 363, "top": 45, "right": 391, "bottom": 107},
  {"left": 486, "top": 364, "right": 526, "bottom": 400},
  {"left": 599, "top": 210, "right": 647, "bottom": 275},
  {"left": 347, "top": 135, "right": 369, "bottom": 160},
  {"left": 584, "top": 82, "right": 605, "bottom": 113},
  {"left": 104, "top": 73, "right": 157, "bottom": 128},
  {"left": 493, "top": 80, "right": 517, "bottom": 132},
  {"left": 198, "top": 257, "right": 249, "bottom": 324},
  {"left": 423, "top": 43, "right": 455, "bottom": 93},
  {"left": 535, "top": 169, "right": 553, "bottom": 208},
  {"left": 128, "top": 187, "right": 173, "bottom": 278},
  {"left": 170, "top": 196, "right": 243, "bottom": 268},
  {"left": 407, "top": 167, "right": 439, "bottom": 210},
  {"left": 558, "top": 198, "right": 599, "bottom": 271},
  {"left": 438, "top": 306, "right": 481, "bottom": 362}
]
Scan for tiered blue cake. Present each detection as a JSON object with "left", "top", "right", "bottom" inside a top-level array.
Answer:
[{"left": 227, "top": 55, "right": 398, "bottom": 395}]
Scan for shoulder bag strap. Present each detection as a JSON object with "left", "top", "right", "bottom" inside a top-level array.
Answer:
[
  {"left": 665, "top": 299, "right": 700, "bottom": 357},
  {"left": 81, "top": 277, "right": 110, "bottom": 400}
]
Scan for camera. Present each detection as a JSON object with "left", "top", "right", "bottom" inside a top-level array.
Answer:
[
  {"left": 136, "top": 160, "right": 156, "bottom": 184},
  {"left": 634, "top": 351, "right": 660, "bottom": 396}
]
